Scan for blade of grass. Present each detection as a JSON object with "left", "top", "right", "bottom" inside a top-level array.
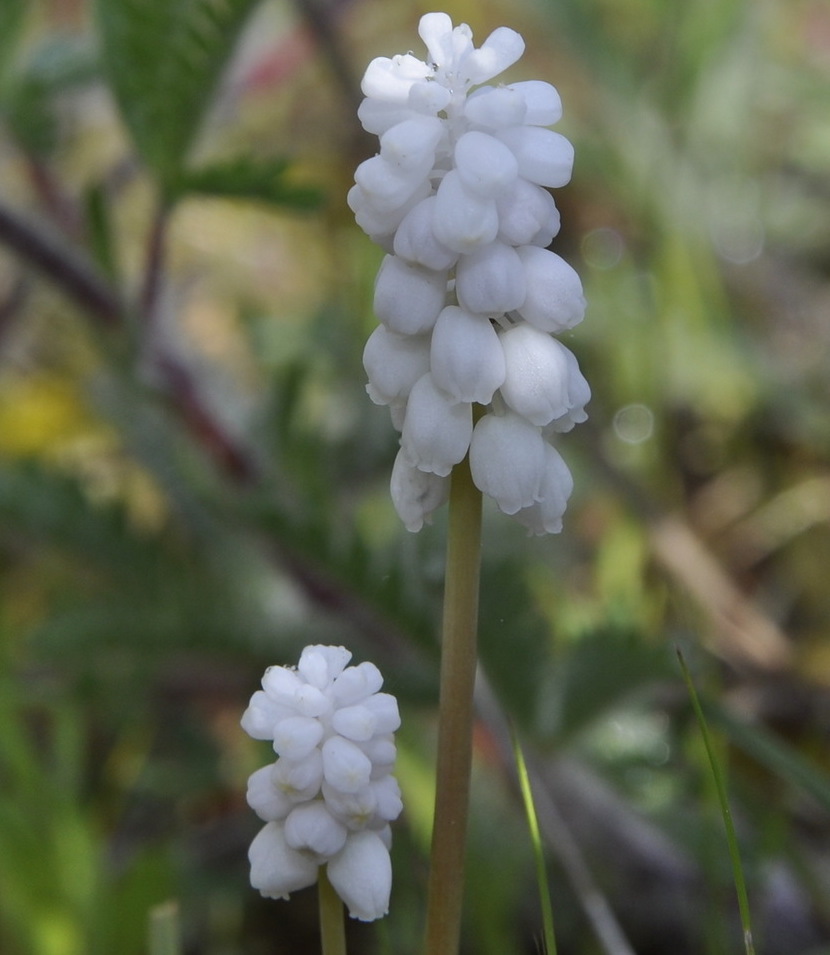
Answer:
[
  {"left": 676, "top": 648, "right": 755, "bottom": 955},
  {"left": 511, "top": 725, "right": 557, "bottom": 955}
]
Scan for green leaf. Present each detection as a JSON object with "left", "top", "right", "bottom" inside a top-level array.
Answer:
[
  {"left": 176, "top": 157, "right": 322, "bottom": 209},
  {"left": 0, "top": 0, "right": 29, "bottom": 89},
  {"left": 94, "top": 0, "right": 262, "bottom": 192}
]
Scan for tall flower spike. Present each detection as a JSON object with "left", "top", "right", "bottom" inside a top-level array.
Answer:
[
  {"left": 242, "top": 646, "right": 402, "bottom": 921},
  {"left": 350, "top": 12, "right": 589, "bottom": 535}
]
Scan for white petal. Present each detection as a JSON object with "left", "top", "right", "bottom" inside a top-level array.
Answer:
[
  {"left": 545, "top": 345, "right": 591, "bottom": 432},
  {"left": 249, "top": 822, "right": 319, "bottom": 900},
  {"left": 432, "top": 170, "right": 499, "bottom": 254},
  {"left": 469, "top": 412, "right": 546, "bottom": 514},
  {"left": 240, "top": 690, "right": 291, "bottom": 740},
  {"left": 497, "top": 126, "right": 574, "bottom": 188},
  {"left": 516, "top": 246, "right": 586, "bottom": 332},
  {"left": 455, "top": 241, "right": 526, "bottom": 315},
  {"left": 418, "top": 12, "right": 454, "bottom": 66},
  {"left": 327, "top": 831, "right": 392, "bottom": 921},
  {"left": 261, "top": 665, "right": 302, "bottom": 703},
  {"left": 455, "top": 131, "right": 518, "bottom": 198},
  {"left": 371, "top": 775, "right": 403, "bottom": 822},
  {"left": 374, "top": 255, "right": 448, "bottom": 335},
  {"left": 380, "top": 117, "right": 444, "bottom": 173},
  {"left": 389, "top": 449, "right": 450, "bottom": 531},
  {"left": 323, "top": 781, "right": 378, "bottom": 829},
  {"left": 272, "top": 716, "right": 324, "bottom": 760},
  {"left": 362, "top": 693, "right": 401, "bottom": 734},
  {"left": 354, "top": 155, "right": 428, "bottom": 211},
  {"left": 361, "top": 55, "right": 431, "bottom": 102},
  {"left": 357, "top": 98, "right": 417, "bottom": 135},
  {"left": 285, "top": 802, "right": 348, "bottom": 858},
  {"left": 322, "top": 736, "right": 373, "bottom": 794},
  {"left": 430, "top": 305, "right": 506, "bottom": 404},
  {"left": 400, "top": 373, "right": 473, "bottom": 477},
  {"left": 499, "top": 323, "right": 571, "bottom": 426},
  {"left": 363, "top": 325, "right": 431, "bottom": 405}
]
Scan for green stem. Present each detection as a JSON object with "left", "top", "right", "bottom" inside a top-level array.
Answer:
[
  {"left": 319, "top": 865, "right": 347, "bottom": 955},
  {"left": 423, "top": 454, "right": 483, "bottom": 955}
]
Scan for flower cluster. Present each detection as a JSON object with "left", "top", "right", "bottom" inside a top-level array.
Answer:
[
  {"left": 241, "top": 645, "right": 402, "bottom": 921},
  {"left": 350, "top": 12, "right": 589, "bottom": 535}
]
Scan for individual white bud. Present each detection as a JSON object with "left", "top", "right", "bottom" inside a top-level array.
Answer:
[
  {"left": 464, "top": 85, "right": 527, "bottom": 128},
  {"left": 508, "top": 80, "right": 563, "bottom": 126},
  {"left": 332, "top": 704, "right": 377, "bottom": 742},
  {"left": 400, "top": 373, "right": 473, "bottom": 477},
  {"left": 454, "top": 131, "right": 519, "bottom": 198},
  {"left": 284, "top": 801, "right": 348, "bottom": 858},
  {"left": 331, "top": 661, "right": 384, "bottom": 707},
  {"left": 240, "top": 690, "right": 291, "bottom": 740},
  {"left": 272, "top": 749, "right": 324, "bottom": 803},
  {"left": 379, "top": 116, "right": 444, "bottom": 173},
  {"left": 371, "top": 775, "right": 404, "bottom": 822},
  {"left": 249, "top": 822, "right": 319, "bottom": 900},
  {"left": 469, "top": 412, "right": 546, "bottom": 515},
  {"left": 323, "top": 781, "right": 379, "bottom": 829},
  {"left": 327, "top": 830, "right": 393, "bottom": 921},
  {"left": 429, "top": 306, "right": 506, "bottom": 404},
  {"left": 246, "top": 764, "right": 293, "bottom": 821},
  {"left": 499, "top": 323, "right": 572, "bottom": 426},
  {"left": 362, "top": 693, "right": 401, "bottom": 734},
  {"left": 496, "top": 126, "right": 574, "bottom": 188},
  {"left": 463, "top": 26, "right": 526, "bottom": 85},
  {"left": 322, "top": 736, "right": 373, "bottom": 794},
  {"left": 455, "top": 241, "right": 526, "bottom": 316},
  {"left": 390, "top": 449, "right": 450, "bottom": 531},
  {"left": 363, "top": 325, "right": 431, "bottom": 405},
  {"left": 516, "top": 246, "right": 586, "bottom": 332},
  {"left": 393, "top": 197, "right": 459, "bottom": 271},
  {"left": 432, "top": 170, "right": 499, "bottom": 253},
  {"left": 545, "top": 344, "right": 591, "bottom": 433},
  {"left": 374, "top": 255, "right": 448, "bottom": 334},
  {"left": 496, "top": 179, "right": 560, "bottom": 248},
  {"left": 272, "top": 716, "right": 325, "bottom": 761},
  {"left": 361, "top": 54, "right": 432, "bottom": 102},
  {"left": 354, "top": 155, "right": 429, "bottom": 211}
]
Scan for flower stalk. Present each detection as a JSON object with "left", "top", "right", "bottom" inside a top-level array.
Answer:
[
  {"left": 424, "top": 451, "right": 483, "bottom": 955},
  {"left": 319, "top": 865, "right": 348, "bottom": 955}
]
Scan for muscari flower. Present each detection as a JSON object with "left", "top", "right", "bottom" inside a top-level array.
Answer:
[
  {"left": 350, "top": 12, "right": 590, "bottom": 535},
  {"left": 241, "top": 645, "right": 402, "bottom": 921}
]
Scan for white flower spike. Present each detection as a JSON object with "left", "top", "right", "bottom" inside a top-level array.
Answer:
[
  {"left": 351, "top": 12, "right": 590, "bottom": 535},
  {"left": 242, "top": 646, "right": 402, "bottom": 921}
]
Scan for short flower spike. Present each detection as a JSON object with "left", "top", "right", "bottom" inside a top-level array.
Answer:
[
  {"left": 242, "top": 646, "right": 402, "bottom": 921},
  {"left": 350, "top": 12, "right": 590, "bottom": 535}
]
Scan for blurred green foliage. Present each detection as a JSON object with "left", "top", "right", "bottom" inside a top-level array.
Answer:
[{"left": 0, "top": 0, "right": 828, "bottom": 953}]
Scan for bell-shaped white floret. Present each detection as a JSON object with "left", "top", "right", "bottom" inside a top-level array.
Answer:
[
  {"left": 463, "top": 26, "right": 525, "bottom": 85},
  {"left": 285, "top": 801, "right": 348, "bottom": 858},
  {"left": 418, "top": 12, "right": 455, "bottom": 68},
  {"left": 371, "top": 775, "right": 404, "bottom": 822},
  {"left": 497, "top": 126, "right": 574, "bottom": 188},
  {"left": 246, "top": 764, "right": 293, "bottom": 821},
  {"left": 390, "top": 449, "right": 450, "bottom": 531},
  {"left": 380, "top": 117, "right": 444, "bottom": 173},
  {"left": 322, "top": 736, "right": 373, "bottom": 794},
  {"left": 327, "top": 831, "right": 393, "bottom": 921},
  {"left": 363, "top": 325, "right": 431, "bottom": 405},
  {"left": 331, "top": 661, "right": 384, "bottom": 708},
  {"left": 455, "top": 241, "right": 526, "bottom": 315},
  {"left": 454, "top": 131, "right": 518, "bottom": 198},
  {"left": 272, "top": 716, "right": 325, "bottom": 761},
  {"left": 432, "top": 170, "right": 499, "bottom": 253},
  {"left": 469, "top": 412, "right": 546, "bottom": 515},
  {"left": 496, "top": 179, "right": 560, "bottom": 247},
  {"left": 499, "top": 323, "right": 571, "bottom": 426},
  {"left": 400, "top": 373, "right": 473, "bottom": 477},
  {"left": 240, "top": 690, "right": 291, "bottom": 740},
  {"left": 361, "top": 54, "right": 432, "bottom": 102},
  {"left": 508, "top": 80, "right": 563, "bottom": 126},
  {"left": 323, "top": 781, "right": 379, "bottom": 829},
  {"left": 393, "top": 197, "right": 459, "bottom": 271},
  {"left": 332, "top": 704, "right": 377, "bottom": 742},
  {"left": 354, "top": 155, "right": 428, "bottom": 211},
  {"left": 374, "top": 255, "right": 447, "bottom": 335},
  {"left": 516, "top": 246, "right": 586, "bottom": 332},
  {"left": 249, "top": 822, "right": 319, "bottom": 900},
  {"left": 273, "top": 749, "right": 324, "bottom": 803},
  {"left": 512, "top": 443, "right": 574, "bottom": 535},
  {"left": 464, "top": 85, "right": 527, "bottom": 128},
  {"left": 545, "top": 344, "right": 591, "bottom": 432},
  {"left": 429, "top": 305, "right": 506, "bottom": 404},
  {"left": 362, "top": 693, "right": 401, "bottom": 734}
]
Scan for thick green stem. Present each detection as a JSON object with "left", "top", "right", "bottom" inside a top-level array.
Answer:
[
  {"left": 319, "top": 866, "right": 347, "bottom": 955},
  {"left": 423, "top": 454, "right": 483, "bottom": 955}
]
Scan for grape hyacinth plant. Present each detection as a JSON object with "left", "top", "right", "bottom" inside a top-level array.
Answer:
[
  {"left": 241, "top": 645, "right": 402, "bottom": 948},
  {"left": 350, "top": 11, "right": 589, "bottom": 536},
  {"left": 350, "top": 12, "right": 588, "bottom": 955}
]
